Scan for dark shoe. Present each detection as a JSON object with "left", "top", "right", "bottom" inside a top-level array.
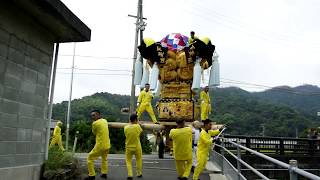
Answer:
[
  {"left": 177, "top": 177, "right": 182, "bottom": 180},
  {"left": 127, "top": 177, "right": 133, "bottom": 180},
  {"left": 100, "top": 174, "right": 107, "bottom": 179},
  {"left": 84, "top": 176, "right": 95, "bottom": 180},
  {"left": 181, "top": 177, "right": 188, "bottom": 180},
  {"left": 155, "top": 122, "right": 160, "bottom": 124},
  {"left": 137, "top": 174, "right": 143, "bottom": 178}
]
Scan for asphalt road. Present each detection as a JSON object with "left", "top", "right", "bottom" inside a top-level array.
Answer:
[{"left": 77, "top": 154, "right": 210, "bottom": 180}]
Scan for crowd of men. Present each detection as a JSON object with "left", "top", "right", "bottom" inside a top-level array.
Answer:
[
  {"left": 66, "top": 109, "right": 222, "bottom": 180},
  {"left": 48, "top": 85, "right": 219, "bottom": 180}
]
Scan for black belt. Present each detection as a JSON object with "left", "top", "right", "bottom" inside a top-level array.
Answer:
[{"left": 193, "top": 144, "right": 197, "bottom": 146}]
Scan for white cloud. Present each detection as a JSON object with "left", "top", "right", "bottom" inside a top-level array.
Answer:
[{"left": 53, "top": 0, "right": 320, "bottom": 103}]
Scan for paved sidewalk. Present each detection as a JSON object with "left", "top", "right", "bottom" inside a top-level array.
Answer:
[{"left": 77, "top": 153, "right": 210, "bottom": 180}]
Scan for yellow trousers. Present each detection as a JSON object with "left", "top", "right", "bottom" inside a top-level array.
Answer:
[
  {"left": 200, "top": 103, "right": 210, "bottom": 120},
  {"left": 192, "top": 154, "right": 208, "bottom": 180},
  {"left": 137, "top": 103, "right": 157, "bottom": 123},
  {"left": 175, "top": 159, "right": 192, "bottom": 178},
  {"left": 49, "top": 136, "right": 64, "bottom": 151},
  {"left": 126, "top": 147, "right": 142, "bottom": 177},
  {"left": 87, "top": 147, "right": 109, "bottom": 176}
]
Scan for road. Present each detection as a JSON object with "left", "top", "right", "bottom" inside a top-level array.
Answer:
[{"left": 77, "top": 154, "right": 211, "bottom": 180}]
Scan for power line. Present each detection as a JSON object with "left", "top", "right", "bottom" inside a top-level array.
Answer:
[
  {"left": 57, "top": 72, "right": 131, "bottom": 76},
  {"left": 186, "top": 1, "right": 303, "bottom": 43},
  {"left": 220, "top": 79, "right": 320, "bottom": 96},
  {"left": 59, "top": 54, "right": 132, "bottom": 61},
  {"left": 201, "top": 75, "right": 320, "bottom": 96},
  {"left": 57, "top": 67, "right": 131, "bottom": 72},
  {"left": 176, "top": 0, "right": 320, "bottom": 49}
]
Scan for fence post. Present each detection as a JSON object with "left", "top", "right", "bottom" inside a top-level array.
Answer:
[
  {"left": 72, "top": 131, "right": 79, "bottom": 153},
  {"left": 237, "top": 138, "right": 241, "bottom": 180},
  {"left": 280, "top": 138, "right": 284, "bottom": 155},
  {"left": 221, "top": 134, "right": 225, "bottom": 174},
  {"left": 246, "top": 137, "right": 250, "bottom": 155},
  {"left": 289, "top": 159, "right": 298, "bottom": 180},
  {"left": 308, "top": 139, "right": 315, "bottom": 155}
]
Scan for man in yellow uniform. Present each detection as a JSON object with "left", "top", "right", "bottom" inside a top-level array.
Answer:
[
  {"left": 193, "top": 119, "right": 222, "bottom": 180},
  {"left": 85, "top": 110, "right": 111, "bottom": 180},
  {"left": 49, "top": 121, "right": 64, "bottom": 151},
  {"left": 200, "top": 86, "right": 211, "bottom": 121},
  {"left": 169, "top": 119, "right": 193, "bottom": 180},
  {"left": 137, "top": 83, "right": 158, "bottom": 124},
  {"left": 188, "top": 31, "right": 199, "bottom": 44},
  {"left": 124, "top": 114, "right": 143, "bottom": 180}
]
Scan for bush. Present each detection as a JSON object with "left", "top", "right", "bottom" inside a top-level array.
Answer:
[{"left": 43, "top": 147, "right": 81, "bottom": 180}]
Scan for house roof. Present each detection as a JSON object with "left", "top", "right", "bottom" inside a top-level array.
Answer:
[{"left": 13, "top": 0, "right": 91, "bottom": 42}]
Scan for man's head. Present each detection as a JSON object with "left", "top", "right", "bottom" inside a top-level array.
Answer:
[
  {"left": 203, "top": 119, "right": 212, "bottom": 131},
  {"left": 192, "top": 120, "right": 202, "bottom": 129},
  {"left": 190, "top": 31, "right": 195, "bottom": 38},
  {"left": 176, "top": 119, "right": 185, "bottom": 128},
  {"left": 57, "top": 121, "right": 63, "bottom": 127},
  {"left": 145, "top": 83, "right": 150, "bottom": 92},
  {"left": 204, "top": 86, "right": 209, "bottom": 92},
  {"left": 130, "top": 113, "right": 138, "bottom": 123},
  {"left": 90, "top": 110, "right": 101, "bottom": 121}
]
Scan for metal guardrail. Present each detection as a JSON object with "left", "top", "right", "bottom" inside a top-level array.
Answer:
[
  {"left": 211, "top": 150, "right": 247, "bottom": 180},
  {"left": 216, "top": 136, "right": 320, "bottom": 180},
  {"left": 223, "top": 134, "right": 320, "bottom": 155}
]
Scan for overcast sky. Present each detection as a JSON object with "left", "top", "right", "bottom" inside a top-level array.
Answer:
[{"left": 53, "top": 0, "right": 320, "bottom": 103}]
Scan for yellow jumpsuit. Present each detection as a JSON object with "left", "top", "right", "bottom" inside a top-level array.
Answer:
[
  {"left": 50, "top": 122, "right": 64, "bottom": 151},
  {"left": 188, "top": 36, "right": 199, "bottom": 44},
  {"left": 137, "top": 90, "right": 157, "bottom": 123},
  {"left": 193, "top": 129, "right": 220, "bottom": 180},
  {"left": 124, "top": 124, "right": 143, "bottom": 177},
  {"left": 169, "top": 127, "right": 193, "bottom": 178},
  {"left": 200, "top": 91, "right": 211, "bottom": 121},
  {"left": 87, "top": 118, "right": 111, "bottom": 176}
]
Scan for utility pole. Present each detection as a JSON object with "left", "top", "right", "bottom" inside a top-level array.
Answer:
[
  {"left": 45, "top": 43, "right": 59, "bottom": 160},
  {"left": 129, "top": 0, "right": 146, "bottom": 114},
  {"left": 66, "top": 43, "right": 76, "bottom": 150}
]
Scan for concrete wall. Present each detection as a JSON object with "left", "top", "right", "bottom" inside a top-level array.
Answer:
[{"left": 0, "top": 2, "right": 55, "bottom": 180}]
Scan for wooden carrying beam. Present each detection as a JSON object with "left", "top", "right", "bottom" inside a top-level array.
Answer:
[
  {"left": 108, "top": 122, "right": 164, "bottom": 130},
  {"left": 108, "top": 121, "right": 224, "bottom": 131}
]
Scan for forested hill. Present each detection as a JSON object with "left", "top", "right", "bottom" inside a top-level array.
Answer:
[
  {"left": 211, "top": 87, "right": 319, "bottom": 137},
  {"left": 252, "top": 84, "right": 320, "bottom": 117},
  {"left": 52, "top": 92, "right": 130, "bottom": 123},
  {"left": 52, "top": 85, "right": 320, "bottom": 137}
]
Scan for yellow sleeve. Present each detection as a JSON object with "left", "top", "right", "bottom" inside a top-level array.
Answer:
[
  {"left": 53, "top": 126, "right": 61, "bottom": 136},
  {"left": 138, "top": 125, "right": 143, "bottom": 135},
  {"left": 209, "top": 129, "right": 220, "bottom": 137},
  {"left": 200, "top": 91, "right": 204, "bottom": 102},
  {"left": 169, "top": 129, "right": 174, "bottom": 139},
  {"left": 124, "top": 126, "right": 128, "bottom": 136},
  {"left": 53, "top": 127, "right": 57, "bottom": 136},
  {"left": 92, "top": 122, "right": 97, "bottom": 135},
  {"left": 57, "top": 127, "right": 61, "bottom": 135},
  {"left": 138, "top": 91, "right": 144, "bottom": 103},
  {"left": 200, "top": 131, "right": 212, "bottom": 145}
]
